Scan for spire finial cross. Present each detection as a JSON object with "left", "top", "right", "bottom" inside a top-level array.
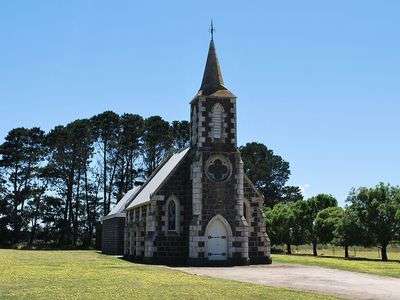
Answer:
[{"left": 210, "top": 19, "right": 215, "bottom": 40}]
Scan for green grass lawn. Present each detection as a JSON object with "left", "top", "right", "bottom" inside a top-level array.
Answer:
[
  {"left": 283, "top": 244, "right": 400, "bottom": 261},
  {"left": 273, "top": 249, "right": 400, "bottom": 278},
  {"left": 0, "top": 250, "right": 337, "bottom": 300}
]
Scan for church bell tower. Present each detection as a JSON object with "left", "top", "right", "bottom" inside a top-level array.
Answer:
[{"left": 189, "top": 25, "right": 249, "bottom": 264}]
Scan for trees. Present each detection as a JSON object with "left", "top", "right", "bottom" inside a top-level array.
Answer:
[
  {"left": 91, "top": 111, "right": 120, "bottom": 216},
  {"left": 347, "top": 183, "right": 400, "bottom": 261},
  {"left": 0, "top": 127, "right": 46, "bottom": 243},
  {"left": 395, "top": 193, "right": 400, "bottom": 241},
  {"left": 46, "top": 119, "right": 95, "bottom": 246},
  {"left": 0, "top": 111, "right": 191, "bottom": 248},
  {"left": 113, "top": 113, "right": 144, "bottom": 202},
  {"left": 0, "top": 174, "right": 10, "bottom": 245},
  {"left": 314, "top": 206, "right": 343, "bottom": 246},
  {"left": 396, "top": 209, "right": 400, "bottom": 241},
  {"left": 292, "top": 194, "right": 338, "bottom": 256},
  {"left": 333, "top": 207, "right": 366, "bottom": 258},
  {"left": 264, "top": 203, "right": 296, "bottom": 254},
  {"left": 264, "top": 186, "right": 400, "bottom": 260},
  {"left": 240, "top": 142, "right": 302, "bottom": 206},
  {"left": 92, "top": 112, "right": 146, "bottom": 215},
  {"left": 142, "top": 116, "right": 173, "bottom": 176},
  {"left": 0, "top": 111, "right": 190, "bottom": 247},
  {"left": 281, "top": 186, "right": 303, "bottom": 203},
  {"left": 171, "top": 120, "right": 190, "bottom": 150}
]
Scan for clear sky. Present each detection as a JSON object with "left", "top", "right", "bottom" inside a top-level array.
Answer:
[{"left": 1, "top": 1, "right": 399, "bottom": 205}]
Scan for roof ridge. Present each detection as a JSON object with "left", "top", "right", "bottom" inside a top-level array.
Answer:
[
  {"left": 123, "top": 153, "right": 173, "bottom": 210},
  {"left": 126, "top": 148, "right": 190, "bottom": 209}
]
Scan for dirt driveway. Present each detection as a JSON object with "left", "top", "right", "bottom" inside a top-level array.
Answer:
[{"left": 176, "top": 264, "right": 400, "bottom": 300}]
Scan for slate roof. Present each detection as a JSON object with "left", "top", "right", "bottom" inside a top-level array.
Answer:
[
  {"left": 198, "top": 39, "right": 235, "bottom": 98},
  {"left": 101, "top": 186, "right": 141, "bottom": 221},
  {"left": 127, "top": 148, "right": 190, "bottom": 210},
  {"left": 110, "top": 186, "right": 140, "bottom": 215}
]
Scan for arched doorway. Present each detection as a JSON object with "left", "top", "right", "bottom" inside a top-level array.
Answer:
[{"left": 206, "top": 215, "right": 232, "bottom": 261}]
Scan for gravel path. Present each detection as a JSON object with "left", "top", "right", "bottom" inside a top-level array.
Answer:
[{"left": 176, "top": 264, "right": 400, "bottom": 300}]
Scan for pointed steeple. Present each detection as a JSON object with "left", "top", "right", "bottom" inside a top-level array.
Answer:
[
  {"left": 198, "top": 22, "right": 234, "bottom": 97},
  {"left": 199, "top": 39, "right": 225, "bottom": 95}
]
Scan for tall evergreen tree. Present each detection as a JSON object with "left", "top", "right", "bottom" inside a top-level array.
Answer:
[
  {"left": 281, "top": 186, "right": 303, "bottom": 203},
  {"left": 114, "top": 113, "right": 144, "bottom": 201},
  {"left": 0, "top": 112, "right": 199, "bottom": 247},
  {"left": 0, "top": 127, "right": 46, "bottom": 243},
  {"left": 25, "top": 164, "right": 51, "bottom": 248},
  {"left": 46, "top": 119, "right": 94, "bottom": 246},
  {"left": 0, "top": 174, "right": 11, "bottom": 245},
  {"left": 91, "top": 111, "right": 120, "bottom": 215},
  {"left": 171, "top": 120, "right": 190, "bottom": 150},
  {"left": 142, "top": 116, "right": 172, "bottom": 176},
  {"left": 240, "top": 142, "right": 302, "bottom": 206}
]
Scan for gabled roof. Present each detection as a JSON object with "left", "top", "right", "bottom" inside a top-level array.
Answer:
[
  {"left": 127, "top": 148, "right": 190, "bottom": 210},
  {"left": 244, "top": 174, "right": 264, "bottom": 199},
  {"left": 101, "top": 186, "right": 141, "bottom": 221},
  {"left": 109, "top": 186, "right": 141, "bottom": 215}
]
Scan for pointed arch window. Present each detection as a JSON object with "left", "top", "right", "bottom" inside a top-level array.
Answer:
[
  {"left": 211, "top": 103, "right": 224, "bottom": 139},
  {"left": 168, "top": 200, "right": 176, "bottom": 231},
  {"left": 166, "top": 196, "right": 180, "bottom": 233}
]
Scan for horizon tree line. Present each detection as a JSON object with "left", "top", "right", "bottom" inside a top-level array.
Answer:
[
  {"left": 0, "top": 111, "right": 300, "bottom": 249},
  {"left": 0, "top": 112, "right": 189, "bottom": 248},
  {"left": 264, "top": 184, "right": 400, "bottom": 261}
]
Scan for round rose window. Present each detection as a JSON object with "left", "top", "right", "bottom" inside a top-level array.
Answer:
[{"left": 205, "top": 155, "right": 232, "bottom": 182}]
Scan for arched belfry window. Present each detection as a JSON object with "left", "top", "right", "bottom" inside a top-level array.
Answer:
[
  {"left": 166, "top": 196, "right": 180, "bottom": 233},
  {"left": 211, "top": 103, "right": 224, "bottom": 139}
]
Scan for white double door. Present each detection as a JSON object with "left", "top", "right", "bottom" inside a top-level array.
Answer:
[{"left": 207, "top": 219, "right": 228, "bottom": 261}]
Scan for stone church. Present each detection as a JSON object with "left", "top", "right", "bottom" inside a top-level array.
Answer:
[{"left": 102, "top": 34, "right": 271, "bottom": 265}]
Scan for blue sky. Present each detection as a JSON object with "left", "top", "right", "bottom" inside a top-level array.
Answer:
[{"left": 1, "top": 1, "right": 399, "bottom": 205}]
